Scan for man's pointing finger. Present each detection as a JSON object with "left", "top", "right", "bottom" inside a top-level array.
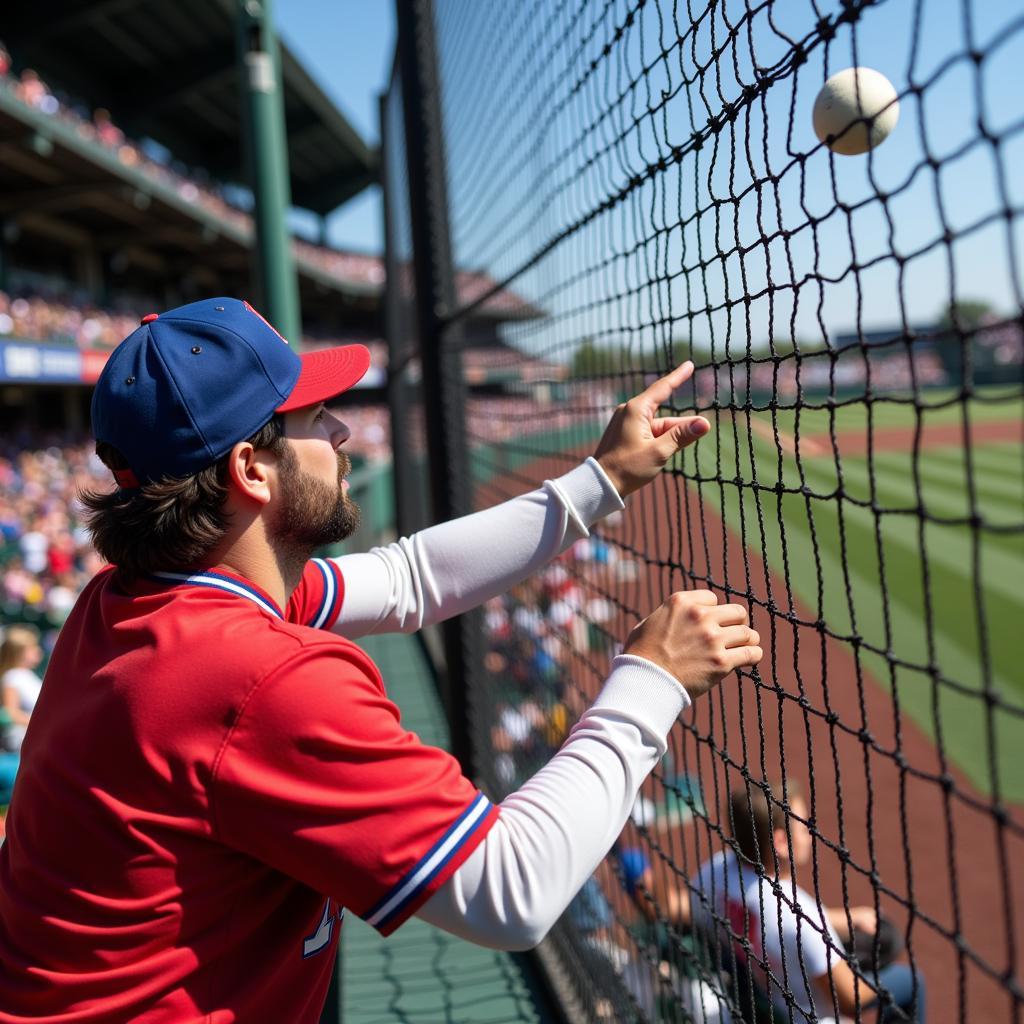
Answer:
[{"left": 638, "top": 361, "right": 694, "bottom": 412}]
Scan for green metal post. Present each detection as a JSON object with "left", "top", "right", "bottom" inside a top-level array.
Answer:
[{"left": 235, "top": 0, "right": 301, "bottom": 344}]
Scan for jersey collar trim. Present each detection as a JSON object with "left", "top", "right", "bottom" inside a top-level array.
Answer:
[{"left": 146, "top": 569, "right": 284, "bottom": 619}]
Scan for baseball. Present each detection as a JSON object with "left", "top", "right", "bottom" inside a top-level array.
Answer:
[{"left": 812, "top": 67, "right": 899, "bottom": 155}]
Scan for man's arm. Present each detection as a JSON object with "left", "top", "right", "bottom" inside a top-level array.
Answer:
[
  {"left": 416, "top": 590, "right": 761, "bottom": 948},
  {"left": 816, "top": 957, "right": 876, "bottom": 1018},
  {"left": 330, "top": 456, "right": 621, "bottom": 637},
  {"left": 416, "top": 654, "right": 685, "bottom": 948},
  {"left": 331, "top": 363, "right": 709, "bottom": 639}
]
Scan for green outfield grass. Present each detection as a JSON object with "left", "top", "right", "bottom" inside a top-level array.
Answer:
[{"left": 679, "top": 387, "right": 1024, "bottom": 802}]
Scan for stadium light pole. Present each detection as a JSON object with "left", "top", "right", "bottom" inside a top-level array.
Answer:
[{"left": 235, "top": 0, "right": 302, "bottom": 345}]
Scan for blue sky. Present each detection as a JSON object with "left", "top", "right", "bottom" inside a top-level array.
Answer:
[
  {"left": 434, "top": 0, "right": 1023, "bottom": 349},
  {"left": 277, "top": 0, "right": 1022, "bottom": 348},
  {"left": 278, "top": 1, "right": 394, "bottom": 254}
]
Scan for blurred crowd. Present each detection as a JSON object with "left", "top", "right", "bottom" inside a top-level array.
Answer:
[
  {"left": 466, "top": 396, "right": 592, "bottom": 447},
  {"left": 292, "top": 241, "right": 385, "bottom": 288},
  {"left": 0, "top": 432, "right": 111, "bottom": 826},
  {"left": 693, "top": 348, "right": 950, "bottom": 406},
  {"left": 0, "top": 46, "right": 250, "bottom": 234},
  {"left": 0, "top": 288, "right": 388, "bottom": 363},
  {"left": 0, "top": 431, "right": 110, "bottom": 639},
  {"left": 0, "top": 292, "right": 140, "bottom": 351}
]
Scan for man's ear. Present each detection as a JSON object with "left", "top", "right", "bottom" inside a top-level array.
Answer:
[{"left": 225, "top": 441, "right": 274, "bottom": 506}]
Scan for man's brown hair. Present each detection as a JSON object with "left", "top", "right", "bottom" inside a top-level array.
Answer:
[
  {"left": 729, "top": 779, "right": 803, "bottom": 869},
  {"left": 79, "top": 416, "right": 285, "bottom": 583}
]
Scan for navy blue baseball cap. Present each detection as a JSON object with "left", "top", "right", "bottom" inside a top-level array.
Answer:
[{"left": 91, "top": 297, "right": 370, "bottom": 486}]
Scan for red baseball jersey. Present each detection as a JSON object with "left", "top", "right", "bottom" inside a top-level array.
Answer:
[{"left": 0, "top": 560, "right": 498, "bottom": 1023}]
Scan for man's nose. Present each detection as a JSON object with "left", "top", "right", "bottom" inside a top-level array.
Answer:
[{"left": 327, "top": 411, "right": 350, "bottom": 446}]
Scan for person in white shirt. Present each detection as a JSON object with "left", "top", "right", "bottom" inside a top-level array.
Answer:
[
  {"left": 0, "top": 624, "right": 44, "bottom": 753},
  {"left": 691, "top": 781, "right": 926, "bottom": 1022}
]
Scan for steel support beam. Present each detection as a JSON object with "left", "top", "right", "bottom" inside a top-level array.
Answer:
[{"left": 234, "top": 0, "right": 301, "bottom": 344}]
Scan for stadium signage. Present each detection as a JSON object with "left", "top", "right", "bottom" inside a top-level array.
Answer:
[
  {"left": 80, "top": 349, "right": 111, "bottom": 384},
  {"left": 0, "top": 340, "right": 94, "bottom": 384}
]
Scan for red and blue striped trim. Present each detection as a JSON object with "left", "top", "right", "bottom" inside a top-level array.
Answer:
[
  {"left": 147, "top": 570, "right": 284, "bottom": 619},
  {"left": 307, "top": 558, "right": 343, "bottom": 629},
  {"left": 364, "top": 792, "right": 499, "bottom": 935}
]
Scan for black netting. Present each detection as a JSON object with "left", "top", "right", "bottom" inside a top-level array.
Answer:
[{"left": 394, "top": 1, "right": 1024, "bottom": 1021}]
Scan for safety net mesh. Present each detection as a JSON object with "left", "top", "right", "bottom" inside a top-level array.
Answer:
[{"left": 416, "top": 1, "right": 1023, "bottom": 1020}]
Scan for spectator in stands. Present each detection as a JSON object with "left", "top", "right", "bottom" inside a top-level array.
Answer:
[
  {"left": 17, "top": 516, "right": 47, "bottom": 576},
  {"left": 15, "top": 69, "right": 58, "bottom": 115},
  {"left": 691, "top": 780, "right": 926, "bottom": 1023},
  {"left": 0, "top": 625, "right": 43, "bottom": 752},
  {"left": 92, "top": 108, "right": 124, "bottom": 149},
  {"left": 619, "top": 845, "right": 694, "bottom": 931}
]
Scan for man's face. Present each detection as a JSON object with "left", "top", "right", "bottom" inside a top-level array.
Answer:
[{"left": 269, "top": 405, "right": 360, "bottom": 550}]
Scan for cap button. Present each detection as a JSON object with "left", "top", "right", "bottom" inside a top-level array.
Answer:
[{"left": 141, "top": 313, "right": 159, "bottom": 324}]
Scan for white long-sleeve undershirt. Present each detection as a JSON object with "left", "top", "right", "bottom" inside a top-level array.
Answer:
[
  {"left": 330, "top": 457, "right": 618, "bottom": 636},
  {"left": 420, "top": 655, "right": 688, "bottom": 949},
  {"left": 330, "top": 458, "right": 691, "bottom": 949}
]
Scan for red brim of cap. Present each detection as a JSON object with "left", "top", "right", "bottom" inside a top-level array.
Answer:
[{"left": 275, "top": 344, "right": 372, "bottom": 413}]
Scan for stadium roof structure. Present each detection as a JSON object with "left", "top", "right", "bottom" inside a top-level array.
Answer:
[
  {"left": 1, "top": 0, "right": 376, "bottom": 216},
  {"left": 0, "top": 87, "right": 379, "bottom": 318}
]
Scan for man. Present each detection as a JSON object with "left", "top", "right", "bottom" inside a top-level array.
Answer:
[
  {"left": 691, "top": 781, "right": 925, "bottom": 1022},
  {"left": 0, "top": 298, "right": 762, "bottom": 1023}
]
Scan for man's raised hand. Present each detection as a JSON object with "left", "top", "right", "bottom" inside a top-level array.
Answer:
[
  {"left": 623, "top": 590, "right": 762, "bottom": 699},
  {"left": 593, "top": 361, "right": 710, "bottom": 497}
]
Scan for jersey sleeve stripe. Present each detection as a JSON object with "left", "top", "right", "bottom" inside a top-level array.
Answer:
[
  {"left": 307, "top": 559, "right": 337, "bottom": 629},
  {"left": 322, "top": 558, "right": 344, "bottom": 629},
  {"left": 363, "top": 792, "right": 499, "bottom": 935}
]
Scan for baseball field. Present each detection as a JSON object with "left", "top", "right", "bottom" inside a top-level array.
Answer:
[
  {"left": 468, "top": 384, "right": 1023, "bottom": 1021},
  {"left": 677, "top": 385, "right": 1023, "bottom": 803}
]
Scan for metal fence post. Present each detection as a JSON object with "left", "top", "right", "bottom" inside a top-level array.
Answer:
[{"left": 394, "top": 0, "right": 476, "bottom": 773}]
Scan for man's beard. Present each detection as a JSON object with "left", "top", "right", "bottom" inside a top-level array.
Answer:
[{"left": 269, "top": 442, "right": 360, "bottom": 557}]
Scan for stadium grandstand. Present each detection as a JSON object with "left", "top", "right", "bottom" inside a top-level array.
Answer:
[{"left": 0, "top": 14, "right": 388, "bottom": 700}]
